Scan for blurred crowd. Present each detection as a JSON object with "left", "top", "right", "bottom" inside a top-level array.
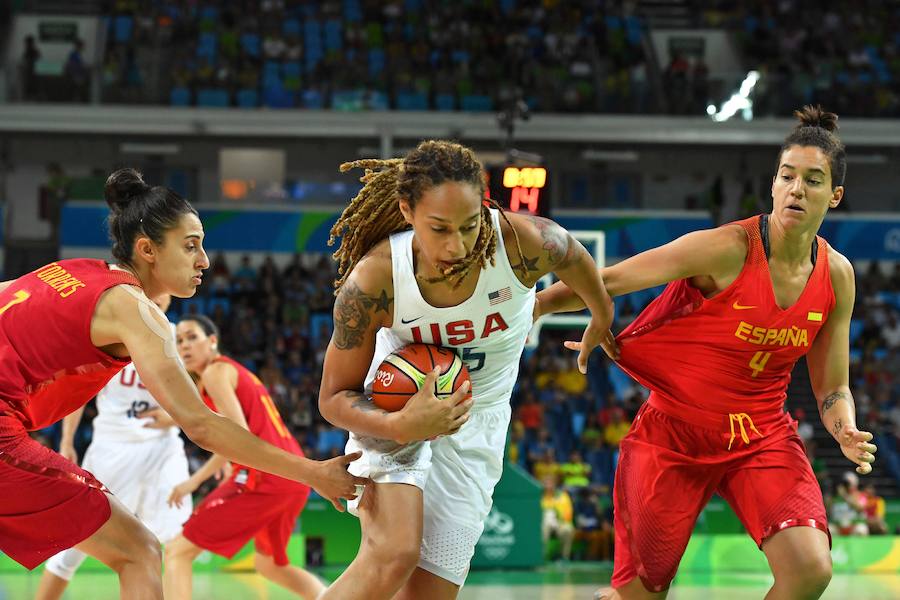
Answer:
[
  {"left": 34, "top": 251, "right": 900, "bottom": 560},
  {"left": 15, "top": 1, "right": 900, "bottom": 117},
  {"left": 20, "top": 0, "right": 652, "bottom": 112},
  {"left": 698, "top": 0, "right": 900, "bottom": 117}
]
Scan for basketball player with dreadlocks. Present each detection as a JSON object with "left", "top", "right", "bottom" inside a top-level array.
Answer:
[{"left": 317, "top": 140, "right": 617, "bottom": 600}]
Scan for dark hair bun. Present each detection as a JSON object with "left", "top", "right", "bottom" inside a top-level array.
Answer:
[
  {"left": 793, "top": 105, "right": 839, "bottom": 133},
  {"left": 105, "top": 168, "right": 150, "bottom": 211}
]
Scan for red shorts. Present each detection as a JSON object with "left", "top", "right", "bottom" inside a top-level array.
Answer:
[
  {"left": 182, "top": 476, "right": 310, "bottom": 566},
  {"left": 0, "top": 414, "right": 111, "bottom": 569},
  {"left": 611, "top": 402, "right": 829, "bottom": 593}
]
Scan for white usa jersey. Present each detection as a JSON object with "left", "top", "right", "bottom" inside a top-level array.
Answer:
[
  {"left": 364, "top": 209, "right": 535, "bottom": 411},
  {"left": 91, "top": 324, "right": 180, "bottom": 443}
]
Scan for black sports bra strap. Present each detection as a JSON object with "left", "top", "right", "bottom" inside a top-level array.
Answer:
[{"left": 758, "top": 214, "right": 817, "bottom": 267}]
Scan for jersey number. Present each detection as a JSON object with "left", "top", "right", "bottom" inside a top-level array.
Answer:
[
  {"left": 126, "top": 400, "right": 150, "bottom": 418},
  {"left": 0, "top": 290, "right": 30, "bottom": 316},
  {"left": 459, "top": 347, "right": 486, "bottom": 373},
  {"left": 260, "top": 393, "right": 290, "bottom": 439},
  {"left": 749, "top": 351, "right": 772, "bottom": 378}
]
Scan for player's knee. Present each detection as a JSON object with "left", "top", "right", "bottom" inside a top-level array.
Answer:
[
  {"left": 794, "top": 555, "right": 832, "bottom": 594},
  {"left": 132, "top": 531, "right": 162, "bottom": 569},
  {"left": 774, "top": 551, "right": 831, "bottom": 596},
  {"left": 365, "top": 535, "right": 419, "bottom": 581}
]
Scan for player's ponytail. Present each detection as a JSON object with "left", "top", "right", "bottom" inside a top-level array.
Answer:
[
  {"left": 104, "top": 168, "right": 150, "bottom": 211},
  {"left": 793, "top": 105, "right": 839, "bottom": 133},
  {"left": 777, "top": 105, "right": 846, "bottom": 188},
  {"left": 104, "top": 168, "right": 198, "bottom": 266}
]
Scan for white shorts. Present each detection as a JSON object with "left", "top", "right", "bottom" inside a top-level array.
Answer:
[
  {"left": 346, "top": 404, "right": 511, "bottom": 586},
  {"left": 45, "top": 434, "right": 191, "bottom": 580}
]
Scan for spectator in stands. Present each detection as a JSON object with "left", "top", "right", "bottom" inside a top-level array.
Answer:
[
  {"left": 533, "top": 448, "right": 560, "bottom": 484},
  {"left": 541, "top": 476, "right": 575, "bottom": 561},
  {"left": 560, "top": 450, "right": 591, "bottom": 490},
  {"left": 832, "top": 471, "right": 870, "bottom": 536},
  {"left": 862, "top": 483, "right": 888, "bottom": 535},
  {"left": 573, "top": 488, "right": 614, "bottom": 561},
  {"left": 64, "top": 38, "right": 90, "bottom": 102},
  {"left": 602, "top": 406, "right": 631, "bottom": 448},
  {"left": 20, "top": 34, "right": 40, "bottom": 101}
]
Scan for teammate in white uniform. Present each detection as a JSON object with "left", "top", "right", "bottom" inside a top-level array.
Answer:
[
  {"left": 35, "top": 295, "right": 192, "bottom": 600},
  {"left": 318, "top": 140, "right": 616, "bottom": 600}
]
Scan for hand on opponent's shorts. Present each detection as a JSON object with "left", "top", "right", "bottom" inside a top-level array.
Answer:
[
  {"left": 836, "top": 423, "right": 877, "bottom": 475},
  {"left": 390, "top": 368, "right": 472, "bottom": 444},
  {"left": 313, "top": 451, "right": 371, "bottom": 512}
]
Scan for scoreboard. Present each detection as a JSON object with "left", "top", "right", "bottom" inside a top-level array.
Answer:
[{"left": 486, "top": 166, "right": 550, "bottom": 217}]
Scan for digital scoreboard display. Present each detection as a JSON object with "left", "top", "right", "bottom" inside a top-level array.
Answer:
[{"left": 486, "top": 166, "right": 550, "bottom": 217}]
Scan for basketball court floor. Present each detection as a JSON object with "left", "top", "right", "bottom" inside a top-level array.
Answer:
[{"left": 2, "top": 565, "right": 899, "bottom": 599}]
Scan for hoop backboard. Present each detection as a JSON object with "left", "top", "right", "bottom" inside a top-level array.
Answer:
[{"left": 526, "top": 230, "right": 605, "bottom": 349}]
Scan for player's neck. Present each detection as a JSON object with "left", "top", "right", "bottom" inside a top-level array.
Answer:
[{"left": 767, "top": 215, "right": 816, "bottom": 267}]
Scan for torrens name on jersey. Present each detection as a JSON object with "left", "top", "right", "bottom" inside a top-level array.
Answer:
[
  {"left": 734, "top": 320, "right": 810, "bottom": 347},
  {"left": 35, "top": 263, "right": 87, "bottom": 298},
  {"left": 410, "top": 313, "right": 509, "bottom": 346}
]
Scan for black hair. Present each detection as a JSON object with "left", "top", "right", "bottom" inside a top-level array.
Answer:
[
  {"left": 777, "top": 105, "right": 847, "bottom": 188},
  {"left": 178, "top": 314, "right": 220, "bottom": 339},
  {"left": 105, "top": 168, "right": 198, "bottom": 265}
]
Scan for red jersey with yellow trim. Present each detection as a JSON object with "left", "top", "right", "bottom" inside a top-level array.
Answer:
[
  {"left": 201, "top": 355, "right": 303, "bottom": 489},
  {"left": 616, "top": 215, "right": 835, "bottom": 432},
  {"left": 0, "top": 259, "right": 139, "bottom": 431}
]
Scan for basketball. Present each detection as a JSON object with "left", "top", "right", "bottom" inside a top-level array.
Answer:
[{"left": 371, "top": 344, "right": 471, "bottom": 412}]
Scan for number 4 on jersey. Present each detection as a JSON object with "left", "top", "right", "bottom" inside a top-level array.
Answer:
[{"left": 749, "top": 351, "right": 772, "bottom": 378}]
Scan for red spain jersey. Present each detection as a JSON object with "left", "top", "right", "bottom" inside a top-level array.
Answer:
[
  {"left": 0, "top": 259, "right": 139, "bottom": 431},
  {"left": 201, "top": 355, "right": 303, "bottom": 488},
  {"left": 616, "top": 215, "right": 835, "bottom": 435}
]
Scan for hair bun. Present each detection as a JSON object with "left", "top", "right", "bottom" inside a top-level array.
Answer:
[
  {"left": 794, "top": 105, "right": 839, "bottom": 133},
  {"left": 105, "top": 168, "right": 150, "bottom": 211}
]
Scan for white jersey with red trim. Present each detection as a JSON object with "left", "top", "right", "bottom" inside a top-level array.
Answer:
[
  {"left": 364, "top": 209, "right": 536, "bottom": 411},
  {"left": 91, "top": 324, "right": 179, "bottom": 442}
]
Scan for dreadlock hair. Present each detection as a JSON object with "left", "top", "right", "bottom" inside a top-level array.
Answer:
[
  {"left": 329, "top": 139, "right": 525, "bottom": 292},
  {"left": 777, "top": 105, "right": 847, "bottom": 188}
]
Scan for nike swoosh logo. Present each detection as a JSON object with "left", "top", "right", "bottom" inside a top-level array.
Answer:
[
  {"left": 401, "top": 316, "right": 422, "bottom": 324},
  {"left": 732, "top": 302, "right": 757, "bottom": 310}
]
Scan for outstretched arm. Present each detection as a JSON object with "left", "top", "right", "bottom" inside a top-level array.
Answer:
[
  {"left": 505, "top": 212, "right": 617, "bottom": 370},
  {"left": 169, "top": 362, "right": 247, "bottom": 507},
  {"left": 95, "top": 285, "right": 367, "bottom": 510},
  {"left": 536, "top": 224, "right": 748, "bottom": 315},
  {"left": 807, "top": 250, "right": 876, "bottom": 475}
]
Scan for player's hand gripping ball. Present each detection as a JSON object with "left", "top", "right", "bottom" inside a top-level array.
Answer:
[{"left": 371, "top": 343, "right": 471, "bottom": 412}]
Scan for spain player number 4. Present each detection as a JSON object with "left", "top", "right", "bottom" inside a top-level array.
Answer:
[{"left": 748, "top": 351, "right": 772, "bottom": 378}]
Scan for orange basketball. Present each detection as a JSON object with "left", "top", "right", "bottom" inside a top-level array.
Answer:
[{"left": 371, "top": 343, "right": 471, "bottom": 412}]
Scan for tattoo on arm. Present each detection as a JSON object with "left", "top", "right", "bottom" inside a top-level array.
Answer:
[
  {"left": 528, "top": 216, "right": 577, "bottom": 269},
  {"left": 832, "top": 417, "right": 844, "bottom": 438},
  {"left": 512, "top": 254, "right": 540, "bottom": 278},
  {"left": 347, "top": 390, "right": 388, "bottom": 415},
  {"left": 822, "top": 391, "right": 849, "bottom": 413},
  {"left": 333, "top": 282, "right": 392, "bottom": 350}
]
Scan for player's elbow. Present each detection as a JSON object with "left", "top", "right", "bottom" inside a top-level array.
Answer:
[
  {"left": 317, "top": 395, "right": 339, "bottom": 427},
  {"left": 180, "top": 414, "right": 215, "bottom": 450}
]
